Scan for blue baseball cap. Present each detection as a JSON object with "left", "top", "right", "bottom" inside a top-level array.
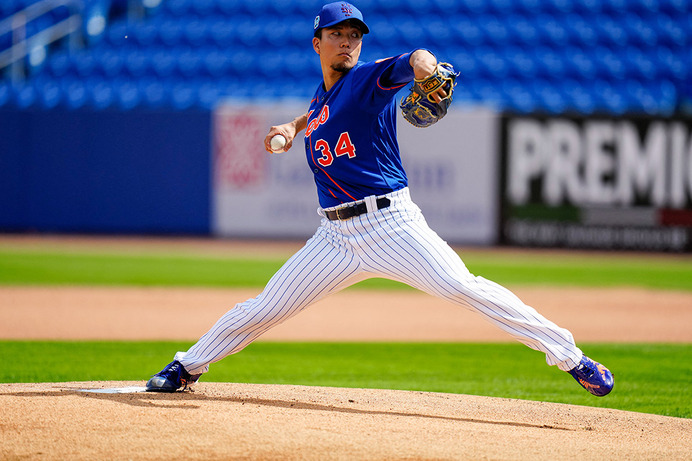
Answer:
[{"left": 313, "top": 2, "right": 370, "bottom": 36}]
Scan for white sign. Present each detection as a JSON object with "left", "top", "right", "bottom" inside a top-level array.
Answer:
[{"left": 213, "top": 103, "right": 499, "bottom": 245}]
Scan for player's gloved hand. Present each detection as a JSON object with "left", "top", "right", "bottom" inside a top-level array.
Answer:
[{"left": 400, "top": 62, "right": 459, "bottom": 128}]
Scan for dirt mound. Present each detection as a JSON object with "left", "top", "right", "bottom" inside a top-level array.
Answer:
[{"left": 1, "top": 381, "right": 689, "bottom": 460}]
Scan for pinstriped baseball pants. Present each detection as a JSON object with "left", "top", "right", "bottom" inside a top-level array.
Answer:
[{"left": 181, "top": 187, "right": 582, "bottom": 375}]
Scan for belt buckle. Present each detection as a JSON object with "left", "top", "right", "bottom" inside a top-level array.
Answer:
[{"left": 335, "top": 207, "right": 348, "bottom": 220}]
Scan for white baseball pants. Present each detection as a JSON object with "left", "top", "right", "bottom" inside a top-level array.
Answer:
[{"left": 181, "top": 187, "right": 582, "bottom": 375}]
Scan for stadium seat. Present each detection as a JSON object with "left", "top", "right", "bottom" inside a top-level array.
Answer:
[
  {"left": 532, "top": 47, "right": 567, "bottom": 80},
  {"left": 177, "top": 49, "right": 203, "bottom": 78},
  {"left": 96, "top": 49, "right": 125, "bottom": 78},
  {"left": 150, "top": 50, "right": 176, "bottom": 78},
  {"left": 61, "top": 78, "right": 89, "bottom": 110},
  {"left": 113, "top": 79, "right": 141, "bottom": 110},
  {"left": 505, "top": 16, "right": 540, "bottom": 47}
]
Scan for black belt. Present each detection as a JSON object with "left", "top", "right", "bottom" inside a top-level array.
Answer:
[{"left": 324, "top": 197, "right": 391, "bottom": 221}]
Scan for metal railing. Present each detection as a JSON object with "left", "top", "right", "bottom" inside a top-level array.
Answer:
[{"left": 0, "top": 0, "right": 84, "bottom": 83}]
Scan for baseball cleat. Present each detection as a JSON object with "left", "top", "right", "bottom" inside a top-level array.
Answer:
[
  {"left": 568, "top": 355, "right": 614, "bottom": 396},
  {"left": 146, "top": 360, "right": 200, "bottom": 392}
]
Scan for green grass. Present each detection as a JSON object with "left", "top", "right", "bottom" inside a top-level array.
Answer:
[
  {"left": 1, "top": 248, "right": 691, "bottom": 291},
  {"left": 1, "top": 341, "right": 690, "bottom": 419}
]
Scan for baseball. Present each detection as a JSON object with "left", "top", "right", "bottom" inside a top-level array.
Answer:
[{"left": 270, "top": 134, "right": 287, "bottom": 153}]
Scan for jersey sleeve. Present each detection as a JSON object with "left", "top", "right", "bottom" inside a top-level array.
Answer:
[
  {"left": 349, "top": 52, "right": 413, "bottom": 113},
  {"left": 350, "top": 49, "right": 436, "bottom": 112}
]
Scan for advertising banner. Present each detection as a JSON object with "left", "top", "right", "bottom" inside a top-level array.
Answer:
[
  {"left": 213, "top": 104, "right": 499, "bottom": 245},
  {"left": 500, "top": 116, "right": 692, "bottom": 251}
]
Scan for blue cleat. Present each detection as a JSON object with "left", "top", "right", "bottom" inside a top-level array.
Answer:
[
  {"left": 146, "top": 360, "right": 200, "bottom": 392},
  {"left": 568, "top": 355, "right": 614, "bottom": 397}
]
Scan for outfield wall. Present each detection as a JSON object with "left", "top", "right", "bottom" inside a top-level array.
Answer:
[
  {"left": 500, "top": 115, "right": 692, "bottom": 251},
  {"left": 1, "top": 105, "right": 690, "bottom": 251}
]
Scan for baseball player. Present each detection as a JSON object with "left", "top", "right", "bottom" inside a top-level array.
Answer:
[{"left": 147, "top": 2, "right": 614, "bottom": 397}]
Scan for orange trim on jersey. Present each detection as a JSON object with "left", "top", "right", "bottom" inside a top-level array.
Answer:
[
  {"left": 376, "top": 53, "right": 411, "bottom": 91},
  {"left": 308, "top": 134, "right": 357, "bottom": 203}
]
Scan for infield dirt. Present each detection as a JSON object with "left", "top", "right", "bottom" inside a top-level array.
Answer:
[{"left": 1, "top": 235, "right": 691, "bottom": 460}]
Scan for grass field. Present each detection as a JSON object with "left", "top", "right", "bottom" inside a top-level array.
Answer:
[
  {"left": 1, "top": 242, "right": 690, "bottom": 418},
  {"left": 1, "top": 246, "right": 691, "bottom": 291}
]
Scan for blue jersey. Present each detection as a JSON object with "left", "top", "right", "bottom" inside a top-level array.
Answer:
[{"left": 304, "top": 52, "right": 416, "bottom": 208}]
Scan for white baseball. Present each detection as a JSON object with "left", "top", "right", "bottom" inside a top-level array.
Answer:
[{"left": 270, "top": 134, "right": 287, "bottom": 153}]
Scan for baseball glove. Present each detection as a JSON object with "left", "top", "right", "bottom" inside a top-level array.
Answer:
[{"left": 400, "top": 62, "right": 459, "bottom": 128}]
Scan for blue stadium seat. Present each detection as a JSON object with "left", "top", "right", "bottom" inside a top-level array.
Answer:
[
  {"left": 515, "top": 0, "right": 543, "bottom": 15},
  {"left": 123, "top": 49, "right": 150, "bottom": 78},
  {"left": 170, "top": 80, "right": 197, "bottom": 110},
  {"left": 202, "top": 49, "right": 231, "bottom": 78},
  {"left": 183, "top": 19, "right": 210, "bottom": 47},
  {"left": 46, "top": 50, "right": 72, "bottom": 78},
  {"left": 474, "top": 47, "right": 509, "bottom": 79},
  {"left": 208, "top": 19, "right": 235, "bottom": 47},
  {"left": 653, "top": 47, "right": 687, "bottom": 82},
  {"left": 71, "top": 51, "right": 98, "bottom": 78},
  {"left": 564, "top": 15, "right": 598, "bottom": 47},
  {"left": 561, "top": 81, "right": 596, "bottom": 114},
  {"left": 449, "top": 18, "right": 483, "bottom": 47},
  {"left": 653, "top": 13, "right": 686, "bottom": 47},
  {"left": 501, "top": 78, "right": 536, "bottom": 114},
  {"left": 151, "top": 49, "right": 176, "bottom": 78},
  {"left": 228, "top": 49, "right": 257, "bottom": 76},
  {"left": 563, "top": 47, "right": 596, "bottom": 81},
  {"left": 235, "top": 16, "right": 264, "bottom": 47},
  {"left": 113, "top": 79, "right": 141, "bottom": 110},
  {"left": 105, "top": 20, "right": 130, "bottom": 47},
  {"left": 505, "top": 16, "right": 540, "bottom": 47},
  {"left": 624, "top": 47, "right": 657, "bottom": 81},
  {"left": 594, "top": 47, "right": 626, "bottom": 80},
  {"left": 177, "top": 49, "right": 203, "bottom": 78},
  {"left": 197, "top": 80, "right": 222, "bottom": 110},
  {"left": 532, "top": 47, "right": 567, "bottom": 80},
  {"left": 61, "top": 78, "right": 89, "bottom": 110},
  {"left": 138, "top": 78, "right": 170, "bottom": 108},
  {"left": 35, "top": 79, "right": 62, "bottom": 109},
  {"left": 421, "top": 19, "right": 454, "bottom": 49},
  {"left": 191, "top": 0, "right": 217, "bottom": 17},
  {"left": 158, "top": 19, "right": 185, "bottom": 47},
  {"left": 622, "top": 13, "right": 658, "bottom": 47},
  {"left": 0, "top": 81, "right": 10, "bottom": 107},
  {"left": 536, "top": 15, "right": 569, "bottom": 47},
  {"left": 477, "top": 15, "right": 510, "bottom": 46},
  {"left": 263, "top": 18, "right": 293, "bottom": 47},
  {"left": 531, "top": 81, "right": 568, "bottom": 114},
  {"left": 592, "top": 80, "right": 627, "bottom": 115},
  {"left": 457, "top": 0, "right": 492, "bottom": 15},
  {"left": 595, "top": 17, "right": 628, "bottom": 48},
  {"left": 544, "top": 0, "right": 575, "bottom": 14},
  {"left": 132, "top": 21, "right": 158, "bottom": 47},
  {"left": 96, "top": 49, "right": 125, "bottom": 78},
  {"left": 391, "top": 17, "right": 426, "bottom": 48},
  {"left": 448, "top": 48, "right": 480, "bottom": 80},
  {"left": 366, "top": 16, "right": 398, "bottom": 48},
  {"left": 504, "top": 48, "right": 537, "bottom": 79},
  {"left": 88, "top": 78, "right": 116, "bottom": 110},
  {"left": 162, "top": 0, "right": 192, "bottom": 17}
]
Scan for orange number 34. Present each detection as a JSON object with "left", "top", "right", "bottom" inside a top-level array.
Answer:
[{"left": 315, "top": 132, "right": 356, "bottom": 167}]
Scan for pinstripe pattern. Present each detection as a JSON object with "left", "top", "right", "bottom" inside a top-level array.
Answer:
[{"left": 181, "top": 187, "right": 581, "bottom": 375}]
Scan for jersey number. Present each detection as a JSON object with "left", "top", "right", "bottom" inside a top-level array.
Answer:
[{"left": 315, "top": 132, "right": 356, "bottom": 167}]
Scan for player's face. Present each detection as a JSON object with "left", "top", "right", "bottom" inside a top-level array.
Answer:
[{"left": 313, "top": 23, "right": 363, "bottom": 74}]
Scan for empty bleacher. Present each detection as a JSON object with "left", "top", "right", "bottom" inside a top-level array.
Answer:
[{"left": 0, "top": 0, "right": 689, "bottom": 114}]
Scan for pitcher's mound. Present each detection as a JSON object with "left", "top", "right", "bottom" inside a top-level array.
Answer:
[{"left": 1, "top": 382, "right": 690, "bottom": 460}]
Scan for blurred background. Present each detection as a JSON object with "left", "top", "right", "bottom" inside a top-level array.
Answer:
[{"left": 0, "top": 0, "right": 690, "bottom": 251}]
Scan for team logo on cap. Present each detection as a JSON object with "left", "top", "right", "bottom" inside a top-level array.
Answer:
[
  {"left": 314, "top": 15, "right": 320, "bottom": 29},
  {"left": 341, "top": 3, "right": 352, "bottom": 15}
]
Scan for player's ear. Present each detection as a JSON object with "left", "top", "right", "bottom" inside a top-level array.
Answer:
[{"left": 312, "top": 36, "right": 320, "bottom": 55}]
